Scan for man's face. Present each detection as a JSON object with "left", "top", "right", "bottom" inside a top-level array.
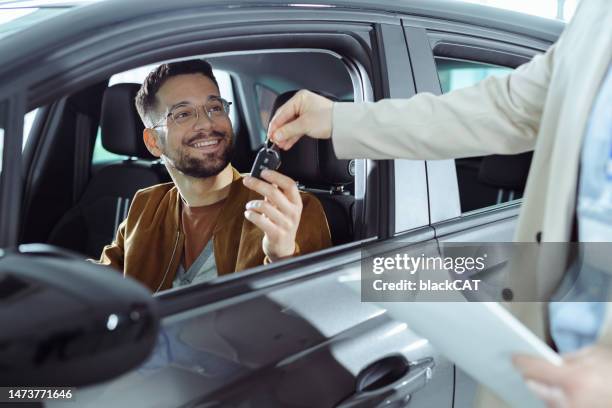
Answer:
[{"left": 153, "top": 73, "right": 233, "bottom": 178}]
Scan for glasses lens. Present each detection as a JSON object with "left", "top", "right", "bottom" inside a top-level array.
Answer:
[
  {"left": 171, "top": 105, "right": 197, "bottom": 125},
  {"left": 206, "top": 99, "right": 229, "bottom": 118}
]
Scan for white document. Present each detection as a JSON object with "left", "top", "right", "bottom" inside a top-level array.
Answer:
[
  {"left": 341, "top": 274, "right": 561, "bottom": 407},
  {"left": 381, "top": 301, "right": 562, "bottom": 407}
]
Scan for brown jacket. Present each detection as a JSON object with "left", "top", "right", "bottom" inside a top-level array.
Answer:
[{"left": 99, "top": 167, "right": 332, "bottom": 292}]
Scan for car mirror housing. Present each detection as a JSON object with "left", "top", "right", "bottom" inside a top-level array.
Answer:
[{"left": 0, "top": 244, "right": 159, "bottom": 387}]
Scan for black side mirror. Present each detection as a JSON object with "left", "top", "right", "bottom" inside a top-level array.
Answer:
[{"left": 0, "top": 244, "right": 159, "bottom": 387}]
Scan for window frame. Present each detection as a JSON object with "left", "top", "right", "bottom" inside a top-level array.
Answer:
[
  {"left": 430, "top": 42, "right": 535, "bottom": 220},
  {"left": 403, "top": 20, "right": 550, "bottom": 233}
]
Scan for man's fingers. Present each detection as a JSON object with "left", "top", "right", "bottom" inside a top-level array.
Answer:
[
  {"left": 244, "top": 210, "right": 280, "bottom": 240},
  {"left": 513, "top": 355, "right": 568, "bottom": 387},
  {"left": 260, "top": 170, "right": 302, "bottom": 206},
  {"left": 243, "top": 176, "right": 293, "bottom": 215},
  {"left": 246, "top": 200, "right": 292, "bottom": 230}
]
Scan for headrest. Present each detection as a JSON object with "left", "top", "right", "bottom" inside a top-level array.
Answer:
[
  {"left": 100, "top": 83, "right": 154, "bottom": 159},
  {"left": 273, "top": 90, "right": 354, "bottom": 187},
  {"left": 478, "top": 152, "right": 533, "bottom": 191}
]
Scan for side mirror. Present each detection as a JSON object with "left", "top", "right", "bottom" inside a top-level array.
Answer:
[{"left": 0, "top": 244, "right": 159, "bottom": 386}]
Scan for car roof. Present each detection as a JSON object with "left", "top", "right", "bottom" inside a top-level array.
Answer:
[
  {"left": 0, "top": 0, "right": 97, "bottom": 7},
  {"left": 1, "top": 0, "right": 564, "bottom": 41},
  {"left": 0, "top": 0, "right": 564, "bottom": 97}
]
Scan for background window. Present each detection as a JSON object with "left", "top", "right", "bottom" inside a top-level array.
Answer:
[
  {"left": 435, "top": 58, "right": 531, "bottom": 213},
  {"left": 92, "top": 127, "right": 127, "bottom": 164},
  {"left": 256, "top": 84, "right": 279, "bottom": 134},
  {"left": 436, "top": 58, "right": 511, "bottom": 94}
]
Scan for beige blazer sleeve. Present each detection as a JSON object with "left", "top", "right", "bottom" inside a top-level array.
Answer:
[{"left": 331, "top": 42, "right": 558, "bottom": 160}]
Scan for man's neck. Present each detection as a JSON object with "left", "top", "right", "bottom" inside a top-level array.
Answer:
[{"left": 170, "top": 164, "right": 234, "bottom": 207}]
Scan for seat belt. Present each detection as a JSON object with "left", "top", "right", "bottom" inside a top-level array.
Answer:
[{"left": 73, "top": 112, "right": 92, "bottom": 203}]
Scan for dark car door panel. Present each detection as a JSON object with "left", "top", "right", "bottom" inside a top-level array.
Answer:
[{"left": 49, "top": 240, "right": 453, "bottom": 408}]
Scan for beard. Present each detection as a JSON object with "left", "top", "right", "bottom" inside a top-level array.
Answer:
[{"left": 162, "top": 130, "right": 234, "bottom": 179}]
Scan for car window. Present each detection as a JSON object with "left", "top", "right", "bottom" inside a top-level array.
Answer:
[
  {"left": 0, "top": 109, "right": 36, "bottom": 171},
  {"left": 434, "top": 58, "right": 524, "bottom": 214},
  {"left": 436, "top": 58, "right": 511, "bottom": 94},
  {"left": 256, "top": 83, "right": 279, "bottom": 139},
  {"left": 92, "top": 127, "right": 127, "bottom": 163},
  {"left": 0, "top": 104, "right": 32, "bottom": 170},
  {"left": 23, "top": 50, "right": 360, "bottom": 294},
  {"left": 23, "top": 109, "right": 38, "bottom": 149}
]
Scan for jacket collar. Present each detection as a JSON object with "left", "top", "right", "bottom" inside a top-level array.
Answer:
[{"left": 169, "top": 166, "right": 247, "bottom": 233}]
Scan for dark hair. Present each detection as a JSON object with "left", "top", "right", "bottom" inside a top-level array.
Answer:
[{"left": 135, "top": 59, "right": 219, "bottom": 125}]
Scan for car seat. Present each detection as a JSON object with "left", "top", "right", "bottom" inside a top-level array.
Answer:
[{"left": 48, "top": 83, "right": 169, "bottom": 258}]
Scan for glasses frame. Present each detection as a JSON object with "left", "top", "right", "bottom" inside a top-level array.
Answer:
[{"left": 152, "top": 96, "right": 232, "bottom": 129}]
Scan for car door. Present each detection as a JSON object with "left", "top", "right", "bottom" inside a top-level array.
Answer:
[
  {"left": 399, "top": 14, "right": 560, "bottom": 408},
  {"left": 1, "top": 2, "right": 454, "bottom": 408}
]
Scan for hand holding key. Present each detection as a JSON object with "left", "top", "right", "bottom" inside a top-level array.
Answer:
[
  {"left": 250, "top": 139, "right": 281, "bottom": 179},
  {"left": 242, "top": 169, "right": 302, "bottom": 262}
]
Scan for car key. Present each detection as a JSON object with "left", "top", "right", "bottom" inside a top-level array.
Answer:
[{"left": 250, "top": 139, "right": 281, "bottom": 179}]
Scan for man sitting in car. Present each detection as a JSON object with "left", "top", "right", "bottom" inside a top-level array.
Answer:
[{"left": 98, "top": 59, "right": 331, "bottom": 292}]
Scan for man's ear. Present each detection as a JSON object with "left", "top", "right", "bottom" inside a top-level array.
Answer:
[{"left": 143, "top": 128, "right": 163, "bottom": 158}]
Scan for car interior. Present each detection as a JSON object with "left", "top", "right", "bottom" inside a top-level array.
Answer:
[
  {"left": 18, "top": 48, "right": 534, "bottom": 270},
  {"left": 20, "top": 50, "right": 357, "bottom": 262}
]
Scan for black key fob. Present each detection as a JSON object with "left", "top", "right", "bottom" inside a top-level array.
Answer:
[{"left": 250, "top": 140, "right": 281, "bottom": 179}]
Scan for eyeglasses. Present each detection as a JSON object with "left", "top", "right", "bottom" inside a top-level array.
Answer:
[{"left": 152, "top": 96, "right": 232, "bottom": 129}]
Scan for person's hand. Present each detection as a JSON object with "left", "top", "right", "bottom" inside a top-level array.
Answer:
[
  {"left": 242, "top": 170, "right": 302, "bottom": 261},
  {"left": 513, "top": 345, "right": 612, "bottom": 408},
  {"left": 267, "top": 89, "right": 334, "bottom": 150}
]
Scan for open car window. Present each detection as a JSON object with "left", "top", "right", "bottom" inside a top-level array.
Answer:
[{"left": 22, "top": 49, "right": 362, "bottom": 295}]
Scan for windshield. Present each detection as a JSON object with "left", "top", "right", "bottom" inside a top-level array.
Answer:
[{"left": 0, "top": 7, "right": 72, "bottom": 40}]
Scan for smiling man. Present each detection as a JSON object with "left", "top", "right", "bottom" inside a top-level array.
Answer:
[{"left": 98, "top": 59, "right": 331, "bottom": 292}]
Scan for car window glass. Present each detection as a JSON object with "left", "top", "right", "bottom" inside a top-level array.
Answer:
[
  {"left": 256, "top": 84, "right": 279, "bottom": 140},
  {"left": 436, "top": 58, "right": 511, "bottom": 94},
  {"left": 92, "top": 127, "right": 127, "bottom": 163},
  {"left": 434, "top": 58, "right": 523, "bottom": 214},
  {"left": 22, "top": 109, "right": 38, "bottom": 150}
]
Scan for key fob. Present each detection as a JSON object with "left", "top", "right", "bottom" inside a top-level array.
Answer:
[{"left": 250, "top": 140, "right": 281, "bottom": 179}]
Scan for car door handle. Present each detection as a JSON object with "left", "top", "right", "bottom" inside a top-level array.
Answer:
[{"left": 337, "top": 355, "right": 435, "bottom": 408}]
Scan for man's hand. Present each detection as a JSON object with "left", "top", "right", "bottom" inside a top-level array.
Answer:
[
  {"left": 242, "top": 170, "right": 302, "bottom": 261},
  {"left": 513, "top": 345, "right": 612, "bottom": 408},
  {"left": 267, "top": 90, "right": 334, "bottom": 150}
]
